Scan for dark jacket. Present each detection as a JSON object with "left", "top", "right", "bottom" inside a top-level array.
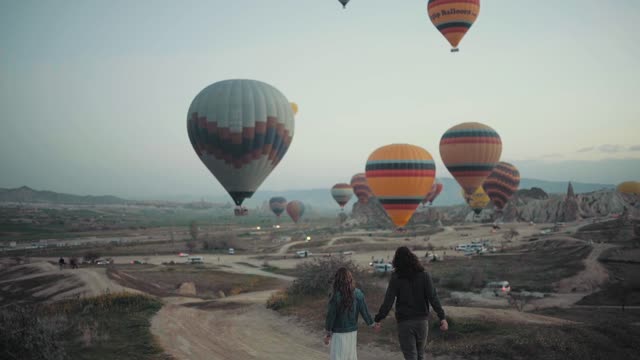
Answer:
[
  {"left": 325, "top": 288, "right": 374, "bottom": 333},
  {"left": 374, "top": 271, "right": 445, "bottom": 323}
]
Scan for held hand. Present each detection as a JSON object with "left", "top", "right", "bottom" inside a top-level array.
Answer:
[
  {"left": 373, "top": 322, "right": 382, "bottom": 333},
  {"left": 324, "top": 335, "right": 331, "bottom": 345},
  {"left": 440, "top": 319, "right": 449, "bottom": 332}
]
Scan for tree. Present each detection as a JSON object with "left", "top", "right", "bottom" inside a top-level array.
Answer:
[
  {"left": 508, "top": 292, "right": 535, "bottom": 312},
  {"left": 189, "top": 221, "right": 199, "bottom": 242},
  {"left": 83, "top": 251, "right": 100, "bottom": 263},
  {"left": 503, "top": 229, "right": 519, "bottom": 242}
]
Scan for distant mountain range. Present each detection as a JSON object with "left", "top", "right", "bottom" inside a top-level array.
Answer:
[{"left": 0, "top": 178, "right": 614, "bottom": 210}]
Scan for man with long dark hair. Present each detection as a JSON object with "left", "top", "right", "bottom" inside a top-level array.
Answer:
[{"left": 374, "top": 246, "right": 448, "bottom": 360}]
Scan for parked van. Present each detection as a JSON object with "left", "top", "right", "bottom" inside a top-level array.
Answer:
[
  {"left": 228, "top": 248, "right": 235, "bottom": 255},
  {"left": 455, "top": 244, "right": 471, "bottom": 251},
  {"left": 296, "top": 250, "right": 310, "bottom": 258},
  {"left": 187, "top": 256, "right": 204, "bottom": 264},
  {"left": 373, "top": 263, "right": 393, "bottom": 273},
  {"left": 485, "top": 281, "right": 511, "bottom": 296}
]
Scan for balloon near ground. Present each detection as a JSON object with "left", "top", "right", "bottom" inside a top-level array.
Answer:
[
  {"left": 440, "top": 122, "right": 502, "bottom": 196},
  {"left": 483, "top": 162, "right": 520, "bottom": 210},
  {"left": 422, "top": 181, "right": 444, "bottom": 206},
  {"left": 350, "top": 173, "right": 372, "bottom": 204},
  {"left": 462, "top": 186, "right": 490, "bottom": 215},
  {"left": 617, "top": 181, "right": 640, "bottom": 195},
  {"left": 428, "top": 0, "right": 480, "bottom": 52},
  {"left": 269, "top": 197, "right": 287, "bottom": 217},
  {"left": 331, "top": 183, "right": 354, "bottom": 209},
  {"left": 187, "top": 79, "right": 295, "bottom": 208},
  {"left": 286, "top": 200, "right": 305, "bottom": 223},
  {"left": 365, "top": 144, "right": 436, "bottom": 228}
]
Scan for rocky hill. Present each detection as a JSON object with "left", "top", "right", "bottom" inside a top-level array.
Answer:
[{"left": 0, "top": 186, "right": 127, "bottom": 205}]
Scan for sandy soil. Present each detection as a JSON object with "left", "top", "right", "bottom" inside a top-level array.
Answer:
[{"left": 553, "top": 243, "right": 613, "bottom": 293}]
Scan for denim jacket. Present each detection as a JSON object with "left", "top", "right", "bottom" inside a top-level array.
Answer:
[{"left": 325, "top": 288, "right": 374, "bottom": 333}]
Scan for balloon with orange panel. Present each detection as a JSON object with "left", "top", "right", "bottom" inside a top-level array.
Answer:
[
  {"left": 365, "top": 144, "right": 436, "bottom": 228},
  {"left": 617, "top": 181, "right": 640, "bottom": 195},
  {"left": 440, "top": 122, "right": 501, "bottom": 196},
  {"left": 483, "top": 162, "right": 520, "bottom": 210},
  {"left": 428, "top": 0, "right": 480, "bottom": 52},
  {"left": 350, "top": 173, "right": 373, "bottom": 204},
  {"left": 331, "top": 183, "right": 353, "bottom": 210},
  {"left": 286, "top": 200, "right": 305, "bottom": 223}
]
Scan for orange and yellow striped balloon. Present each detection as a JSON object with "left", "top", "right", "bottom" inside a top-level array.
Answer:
[
  {"left": 428, "top": 0, "right": 480, "bottom": 52},
  {"left": 440, "top": 122, "right": 502, "bottom": 196},
  {"left": 617, "top": 181, "right": 640, "bottom": 195},
  {"left": 365, "top": 144, "right": 436, "bottom": 228}
]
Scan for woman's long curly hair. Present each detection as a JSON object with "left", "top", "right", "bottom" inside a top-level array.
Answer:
[
  {"left": 332, "top": 267, "right": 355, "bottom": 312},
  {"left": 392, "top": 246, "right": 424, "bottom": 278}
]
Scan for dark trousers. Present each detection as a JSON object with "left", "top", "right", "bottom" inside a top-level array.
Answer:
[{"left": 397, "top": 319, "right": 428, "bottom": 360}]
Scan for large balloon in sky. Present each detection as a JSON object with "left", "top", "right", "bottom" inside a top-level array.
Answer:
[
  {"left": 422, "top": 181, "right": 444, "bottom": 206},
  {"left": 338, "top": 0, "right": 349, "bottom": 9},
  {"left": 462, "top": 186, "right": 490, "bottom": 215},
  {"left": 440, "top": 122, "right": 502, "bottom": 196},
  {"left": 269, "top": 196, "right": 287, "bottom": 217},
  {"left": 428, "top": 0, "right": 480, "bottom": 52},
  {"left": 483, "top": 162, "right": 520, "bottom": 210},
  {"left": 366, "top": 144, "right": 436, "bottom": 228},
  {"left": 617, "top": 181, "right": 640, "bottom": 195},
  {"left": 331, "top": 183, "right": 353, "bottom": 209},
  {"left": 286, "top": 200, "right": 305, "bottom": 223},
  {"left": 187, "top": 79, "right": 295, "bottom": 207},
  {"left": 350, "top": 173, "right": 372, "bottom": 204}
]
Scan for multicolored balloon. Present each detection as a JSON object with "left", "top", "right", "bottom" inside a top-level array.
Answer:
[
  {"left": 187, "top": 79, "right": 295, "bottom": 206},
  {"left": 617, "top": 181, "right": 640, "bottom": 195},
  {"left": 422, "top": 181, "right": 444, "bottom": 206},
  {"left": 483, "top": 162, "right": 520, "bottom": 210},
  {"left": 338, "top": 0, "right": 350, "bottom": 9},
  {"left": 269, "top": 196, "right": 287, "bottom": 217},
  {"left": 286, "top": 200, "right": 305, "bottom": 223},
  {"left": 440, "top": 122, "right": 502, "bottom": 196},
  {"left": 462, "top": 186, "right": 490, "bottom": 215},
  {"left": 428, "top": 0, "right": 480, "bottom": 52},
  {"left": 331, "top": 183, "right": 354, "bottom": 209},
  {"left": 365, "top": 144, "right": 436, "bottom": 228},
  {"left": 350, "top": 173, "right": 373, "bottom": 204}
]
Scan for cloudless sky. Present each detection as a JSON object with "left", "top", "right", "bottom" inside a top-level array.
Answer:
[{"left": 1, "top": 0, "right": 639, "bottom": 199}]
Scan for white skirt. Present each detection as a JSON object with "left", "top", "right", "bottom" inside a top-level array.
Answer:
[{"left": 330, "top": 330, "right": 358, "bottom": 360}]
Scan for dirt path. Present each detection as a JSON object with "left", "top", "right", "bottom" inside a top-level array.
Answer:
[
  {"left": 445, "top": 306, "right": 574, "bottom": 325},
  {"left": 554, "top": 243, "right": 613, "bottom": 294},
  {"left": 151, "top": 291, "right": 397, "bottom": 360},
  {"left": 277, "top": 240, "right": 308, "bottom": 255}
]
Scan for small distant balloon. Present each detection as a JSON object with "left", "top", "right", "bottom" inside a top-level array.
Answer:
[
  {"left": 286, "top": 200, "right": 305, "bottom": 223},
  {"left": 428, "top": 0, "right": 480, "bottom": 52},
  {"left": 290, "top": 102, "right": 298, "bottom": 115},
  {"left": 269, "top": 197, "right": 287, "bottom": 217},
  {"left": 331, "top": 183, "right": 354, "bottom": 210}
]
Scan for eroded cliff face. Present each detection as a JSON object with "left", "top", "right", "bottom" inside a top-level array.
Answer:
[{"left": 349, "top": 187, "right": 640, "bottom": 226}]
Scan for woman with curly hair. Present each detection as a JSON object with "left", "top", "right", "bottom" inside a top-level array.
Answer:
[
  {"left": 374, "top": 246, "right": 448, "bottom": 360},
  {"left": 324, "top": 267, "right": 378, "bottom": 360}
]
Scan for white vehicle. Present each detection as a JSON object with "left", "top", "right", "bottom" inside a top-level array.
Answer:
[
  {"left": 178, "top": 252, "right": 189, "bottom": 257},
  {"left": 373, "top": 263, "right": 393, "bottom": 273},
  {"left": 228, "top": 248, "right": 235, "bottom": 255},
  {"left": 296, "top": 250, "right": 311, "bottom": 258},
  {"left": 187, "top": 256, "right": 204, "bottom": 264},
  {"left": 484, "top": 281, "right": 511, "bottom": 296},
  {"left": 455, "top": 244, "right": 471, "bottom": 251}
]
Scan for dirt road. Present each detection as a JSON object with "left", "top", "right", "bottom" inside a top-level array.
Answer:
[{"left": 151, "top": 291, "right": 397, "bottom": 360}]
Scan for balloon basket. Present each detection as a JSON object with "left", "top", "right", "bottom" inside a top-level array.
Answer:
[
  {"left": 234, "top": 207, "right": 248, "bottom": 216},
  {"left": 451, "top": 48, "right": 459, "bottom": 53}
]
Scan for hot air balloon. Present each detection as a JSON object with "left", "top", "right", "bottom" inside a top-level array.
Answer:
[
  {"left": 440, "top": 122, "right": 501, "bottom": 196},
  {"left": 286, "top": 200, "right": 305, "bottom": 223},
  {"left": 617, "top": 181, "right": 640, "bottom": 195},
  {"left": 290, "top": 102, "right": 298, "bottom": 116},
  {"left": 422, "top": 181, "right": 444, "bottom": 206},
  {"left": 269, "top": 196, "right": 287, "bottom": 217},
  {"left": 331, "top": 183, "right": 354, "bottom": 210},
  {"left": 350, "top": 173, "right": 372, "bottom": 204},
  {"left": 483, "top": 162, "right": 520, "bottom": 211},
  {"left": 365, "top": 144, "right": 436, "bottom": 229},
  {"left": 428, "top": 0, "right": 480, "bottom": 52},
  {"left": 338, "top": 0, "right": 349, "bottom": 9},
  {"left": 462, "top": 186, "right": 490, "bottom": 215},
  {"left": 187, "top": 79, "right": 295, "bottom": 216}
]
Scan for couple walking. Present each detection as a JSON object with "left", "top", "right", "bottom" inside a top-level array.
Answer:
[{"left": 324, "top": 246, "right": 448, "bottom": 360}]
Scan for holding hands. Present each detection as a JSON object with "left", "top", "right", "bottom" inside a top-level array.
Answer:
[{"left": 440, "top": 319, "right": 449, "bottom": 331}]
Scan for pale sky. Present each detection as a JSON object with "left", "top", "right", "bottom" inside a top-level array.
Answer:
[{"left": 1, "top": 0, "right": 639, "bottom": 199}]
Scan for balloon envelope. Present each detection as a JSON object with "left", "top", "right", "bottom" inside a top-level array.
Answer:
[
  {"left": 440, "top": 122, "right": 501, "bottom": 196},
  {"left": 423, "top": 182, "right": 444, "bottom": 205},
  {"left": 286, "top": 200, "right": 305, "bottom": 223},
  {"left": 331, "top": 183, "right": 353, "bottom": 208},
  {"left": 462, "top": 186, "right": 490, "bottom": 215},
  {"left": 617, "top": 181, "right": 640, "bottom": 195},
  {"left": 339, "top": 0, "right": 349, "bottom": 8},
  {"left": 350, "top": 173, "right": 372, "bottom": 204},
  {"left": 187, "top": 79, "right": 295, "bottom": 206},
  {"left": 269, "top": 196, "right": 287, "bottom": 217},
  {"left": 483, "top": 162, "right": 520, "bottom": 210},
  {"left": 428, "top": 0, "right": 480, "bottom": 51},
  {"left": 366, "top": 144, "right": 436, "bottom": 228}
]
